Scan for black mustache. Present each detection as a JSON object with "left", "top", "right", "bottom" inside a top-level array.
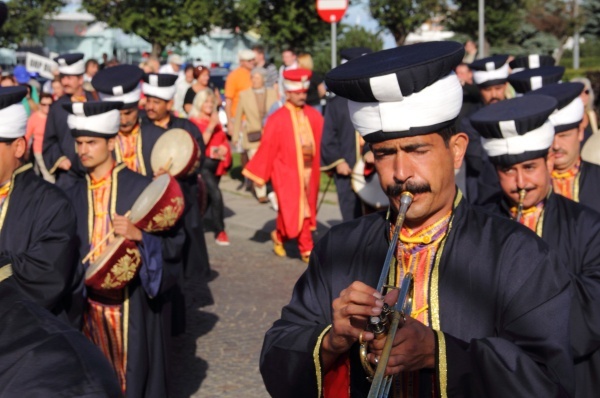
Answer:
[{"left": 386, "top": 181, "right": 432, "bottom": 197}]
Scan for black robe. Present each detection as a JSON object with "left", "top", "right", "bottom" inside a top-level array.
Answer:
[
  {"left": 114, "top": 119, "right": 165, "bottom": 177},
  {"left": 0, "top": 272, "right": 122, "bottom": 397},
  {"left": 42, "top": 92, "right": 96, "bottom": 189},
  {"left": 0, "top": 163, "right": 82, "bottom": 328},
  {"left": 482, "top": 191, "right": 600, "bottom": 398},
  {"left": 141, "top": 115, "right": 211, "bottom": 282},
  {"left": 260, "top": 193, "right": 573, "bottom": 398},
  {"left": 458, "top": 111, "right": 502, "bottom": 205},
  {"left": 67, "top": 164, "right": 185, "bottom": 398},
  {"left": 577, "top": 160, "right": 600, "bottom": 214},
  {"left": 320, "top": 95, "right": 363, "bottom": 221}
]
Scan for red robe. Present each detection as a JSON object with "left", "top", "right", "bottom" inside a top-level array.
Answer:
[{"left": 243, "top": 103, "right": 323, "bottom": 238}]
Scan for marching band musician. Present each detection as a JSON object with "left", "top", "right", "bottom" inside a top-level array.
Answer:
[
  {"left": 321, "top": 47, "right": 372, "bottom": 222},
  {"left": 260, "top": 42, "right": 573, "bottom": 397},
  {"left": 0, "top": 263, "right": 122, "bottom": 397},
  {"left": 91, "top": 64, "right": 164, "bottom": 175},
  {"left": 0, "top": 86, "right": 82, "bottom": 328},
  {"left": 42, "top": 53, "right": 97, "bottom": 189},
  {"left": 541, "top": 84, "right": 600, "bottom": 214},
  {"left": 140, "top": 73, "right": 212, "bottom": 285},
  {"left": 64, "top": 100, "right": 185, "bottom": 397},
  {"left": 243, "top": 68, "right": 323, "bottom": 263},
  {"left": 474, "top": 89, "right": 600, "bottom": 397}
]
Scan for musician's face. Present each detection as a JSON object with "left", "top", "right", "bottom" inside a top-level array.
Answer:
[
  {"left": 119, "top": 107, "right": 139, "bottom": 134},
  {"left": 75, "top": 136, "right": 115, "bottom": 169},
  {"left": 145, "top": 96, "right": 172, "bottom": 121},
  {"left": 551, "top": 125, "right": 583, "bottom": 172},
  {"left": 372, "top": 131, "right": 468, "bottom": 228},
  {"left": 286, "top": 91, "right": 307, "bottom": 107},
  {"left": 60, "top": 74, "right": 83, "bottom": 95},
  {"left": 496, "top": 156, "right": 553, "bottom": 209},
  {"left": 480, "top": 83, "right": 507, "bottom": 105},
  {"left": 0, "top": 138, "right": 26, "bottom": 183}
]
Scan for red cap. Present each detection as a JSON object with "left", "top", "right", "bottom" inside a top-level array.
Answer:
[{"left": 282, "top": 68, "right": 312, "bottom": 92}]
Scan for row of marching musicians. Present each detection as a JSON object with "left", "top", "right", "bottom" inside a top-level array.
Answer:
[{"left": 0, "top": 53, "right": 210, "bottom": 397}]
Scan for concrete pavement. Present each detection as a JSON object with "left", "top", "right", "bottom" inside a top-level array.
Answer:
[{"left": 169, "top": 174, "right": 343, "bottom": 397}]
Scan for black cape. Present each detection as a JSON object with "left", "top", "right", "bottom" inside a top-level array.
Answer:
[
  {"left": 114, "top": 118, "right": 165, "bottom": 178},
  {"left": 320, "top": 95, "right": 363, "bottom": 221},
  {"left": 67, "top": 164, "right": 185, "bottom": 398},
  {"left": 0, "top": 163, "right": 82, "bottom": 328},
  {"left": 141, "top": 115, "right": 211, "bottom": 283},
  {"left": 577, "top": 160, "right": 600, "bottom": 214},
  {"left": 42, "top": 92, "right": 96, "bottom": 189},
  {"left": 482, "top": 191, "right": 600, "bottom": 398},
  {"left": 0, "top": 273, "right": 122, "bottom": 397},
  {"left": 261, "top": 194, "right": 573, "bottom": 398}
]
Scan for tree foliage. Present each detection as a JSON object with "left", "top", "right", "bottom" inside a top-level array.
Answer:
[
  {"left": 81, "top": 0, "right": 219, "bottom": 57},
  {"left": 369, "top": 0, "right": 446, "bottom": 46},
  {"left": 447, "top": 0, "right": 528, "bottom": 50},
  {"left": 313, "top": 25, "right": 384, "bottom": 74},
  {"left": 582, "top": 0, "right": 600, "bottom": 37},
  {"left": 0, "top": 0, "right": 66, "bottom": 47},
  {"left": 250, "top": 0, "right": 330, "bottom": 53}
]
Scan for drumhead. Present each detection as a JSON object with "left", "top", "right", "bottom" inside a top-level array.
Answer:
[
  {"left": 351, "top": 159, "right": 389, "bottom": 209},
  {"left": 151, "top": 128, "right": 195, "bottom": 176},
  {"left": 129, "top": 174, "right": 170, "bottom": 224},
  {"left": 85, "top": 236, "right": 128, "bottom": 280}
]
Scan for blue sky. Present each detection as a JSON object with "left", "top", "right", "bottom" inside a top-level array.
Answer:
[{"left": 342, "top": 0, "right": 396, "bottom": 48}]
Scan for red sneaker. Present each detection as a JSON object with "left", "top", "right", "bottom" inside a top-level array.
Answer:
[{"left": 215, "top": 231, "right": 230, "bottom": 246}]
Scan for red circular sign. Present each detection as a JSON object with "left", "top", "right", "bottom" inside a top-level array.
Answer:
[{"left": 316, "top": 0, "right": 348, "bottom": 23}]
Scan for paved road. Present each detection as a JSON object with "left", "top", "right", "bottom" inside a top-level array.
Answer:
[{"left": 170, "top": 175, "right": 342, "bottom": 397}]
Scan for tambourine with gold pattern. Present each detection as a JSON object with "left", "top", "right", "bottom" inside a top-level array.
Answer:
[
  {"left": 150, "top": 128, "right": 200, "bottom": 178},
  {"left": 85, "top": 237, "right": 141, "bottom": 290},
  {"left": 129, "top": 173, "right": 185, "bottom": 233}
]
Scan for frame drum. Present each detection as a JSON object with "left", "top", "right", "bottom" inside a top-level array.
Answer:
[
  {"left": 85, "top": 237, "right": 141, "bottom": 290},
  {"left": 351, "top": 158, "right": 389, "bottom": 209},
  {"left": 150, "top": 128, "right": 200, "bottom": 178},
  {"left": 129, "top": 174, "right": 185, "bottom": 232}
]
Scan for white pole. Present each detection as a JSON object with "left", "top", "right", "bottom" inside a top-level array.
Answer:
[
  {"left": 574, "top": 0, "right": 580, "bottom": 70},
  {"left": 331, "top": 21, "right": 337, "bottom": 68},
  {"left": 478, "top": 0, "right": 485, "bottom": 59}
]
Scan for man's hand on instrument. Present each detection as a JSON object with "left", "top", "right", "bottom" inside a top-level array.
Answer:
[
  {"left": 367, "top": 315, "right": 436, "bottom": 375},
  {"left": 113, "top": 214, "right": 143, "bottom": 242},
  {"left": 58, "top": 158, "right": 72, "bottom": 171},
  {"left": 335, "top": 161, "right": 352, "bottom": 176},
  {"left": 323, "top": 281, "right": 385, "bottom": 356},
  {"left": 153, "top": 168, "right": 168, "bottom": 178}
]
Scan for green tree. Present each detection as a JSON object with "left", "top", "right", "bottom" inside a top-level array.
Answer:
[
  {"left": 313, "top": 25, "right": 384, "bottom": 74},
  {"left": 582, "top": 0, "right": 600, "bottom": 37},
  {"left": 81, "top": 0, "right": 218, "bottom": 57},
  {"left": 447, "top": 0, "right": 528, "bottom": 52},
  {"left": 0, "top": 0, "right": 66, "bottom": 47},
  {"left": 252, "top": 0, "right": 330, "bottom": 53},
  {"left": 525, "top": 0, "right": 581, "bottom": 63},
  {"left": 369, "top": 0, "right": 447, "bottom": 46}
]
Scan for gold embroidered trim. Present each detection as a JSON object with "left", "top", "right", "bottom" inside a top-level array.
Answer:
[
  {"left": 137, "top": 125, "right": 147, "bottom": 176},
  {"left": 0, "top": 264, "right": 13, "bottom": 283},
  {"left": 48, "top": 155, "right": 68, "bottom": 175},
  {"left": 430, "top": 190, "right": 462, "bottom": 331},
  {"left": 241, "top": 168, "right": 266, "bottom": 186},
  {"left": 86, "top": 174, "right": 93, "bottom": 242},
  {"left": 320, "top": 158, "right": 345, "bottom": 171},
  {"left": 313, "top": 324, "right": 333, "bottom": 398},
  {"left": 574, "top": 169, "right": 580, "bottom": 203},
  {"left": 435, "top": 330, "right": 448, "bottom": 398},
  {"left": 123, "top": 285, "right": 129, "bottom": 386},
  {"left": 288, "top": 104, "right": 310, "bottom": 232},
  {"left": 0, "top": 163, "right": 33, "bottom": 234}
]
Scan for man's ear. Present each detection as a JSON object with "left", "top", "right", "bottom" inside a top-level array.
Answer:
[
  {"left": 107, "top": 137, "right": 116, "bottom": 152},
  {"left": 13, "top": 137, "right": 27, "bottom": 159},
  {"left": 450, "top": 132, "right": 469, "bottom": 170},
  {"left": 167, "top": 99, "right": 174, "bottom": 111}
]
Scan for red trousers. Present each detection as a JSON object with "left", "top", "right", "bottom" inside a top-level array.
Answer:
[{"left": 275, "top": 216, "right": 313, "bottom": 255}]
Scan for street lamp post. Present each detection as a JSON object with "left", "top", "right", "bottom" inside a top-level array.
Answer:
[{"left": 478, "top": 0, "right": 485, "bottom": 59}]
